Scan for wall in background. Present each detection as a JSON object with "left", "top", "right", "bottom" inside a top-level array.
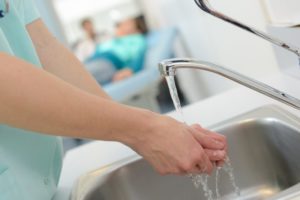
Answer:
[
  {"left": 139, "top": 0, "right": 280, "bottom": 103},
  {"left": 263, "top": 0, "right": 300, "bottom": 26},
  {"left": 263, "top": 0, "right": 300, "bottom": 79},
  {"left": 54, "top": 0, "right": 134, "bottom": 23},
  {"left": 267, "top": 26, "right": 300, "bottom": 80},
  {"left": 53, "top": 0, "right": 141, "bottom": 45}
]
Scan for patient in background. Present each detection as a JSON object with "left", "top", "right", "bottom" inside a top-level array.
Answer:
[
  {"left": 90, "top": 17, "right": 147, "bottom": 83},
  {"left": 75, "top": 19, "right": 110, "bottom": 61}
]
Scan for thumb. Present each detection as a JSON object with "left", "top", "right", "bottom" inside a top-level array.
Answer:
[{"left": 190, "top": 127, "right": 225, "bottom": 150}]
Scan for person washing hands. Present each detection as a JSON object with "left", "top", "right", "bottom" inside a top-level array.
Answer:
[{"left": 0, "top": 1, "right": 227, "bottom": 200}]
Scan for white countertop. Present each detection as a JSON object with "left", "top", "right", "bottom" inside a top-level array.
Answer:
[{"left": 54, "top": 72, "right": 300, "bottom": 200}]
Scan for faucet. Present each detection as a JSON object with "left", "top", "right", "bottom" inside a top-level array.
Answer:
[
  {"left": 159, "top": 58, "right": 300, "bottom": 109},
  {"left": 194, "top": 0, "right": 300, "bottom": 63}
]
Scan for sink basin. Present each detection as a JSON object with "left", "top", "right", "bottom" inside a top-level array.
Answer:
[{"left": 72, "top": 105, "right": 300, "bottom": 200}]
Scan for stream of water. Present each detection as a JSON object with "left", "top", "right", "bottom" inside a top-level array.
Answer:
[{"left": 166, "top": 76, "right": 241, "bottom": 200}]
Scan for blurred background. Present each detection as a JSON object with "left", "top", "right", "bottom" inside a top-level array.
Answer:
[{"left": 34, "top": 0, "right": 300, "bottom": 151}]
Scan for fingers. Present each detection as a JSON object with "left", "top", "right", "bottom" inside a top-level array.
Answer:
[
  {"left": 204, "top": 149, "right": 226, "bottom": 161},
  {"left": 153, "top": 148, "right": 214, "bottom": 176},
  {"left": 216, "top": 160, "right": 226, "bottom": 167},
  {"left": 190, "top": 124, "right": 228, "bottom": 169},
  {"left": 174, "top": 147, "right": 214, "bottom": 175},
  {"left": 192, "top": 157, "right": 213, "bottom": 175},
  {"left": 192, "top": 130, "right": 225, "bottom": 150},
  {"left": 199, "top": 152, "right": 214, "bottom": 174},
  {"left": 189, "top": 125, "right": 228, "bottom": 174},
  {"left": 191, "top": 148, "right": 214, "bottom": 175},
  {"left": 205, "top": 131, "right": 227, "bottom": 151},
  {"left": 192, "top": 124, "right": 225, "bottom": 141},
  {"left": 191, "top": 124, "right": 227, "bottom": 151},
  {"left": 187, "top": 150, "right": 225, "bottom": 175}
]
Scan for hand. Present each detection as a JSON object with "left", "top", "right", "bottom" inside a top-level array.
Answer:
[
  {"left": 127, "top": 115, "right": 219, "bottom": 176},
  {"left": 191, "top": 124, "right": 227, "bottom": 167},
  {"left": 113, "top": 68, "right": 133, "bottom": 82}
]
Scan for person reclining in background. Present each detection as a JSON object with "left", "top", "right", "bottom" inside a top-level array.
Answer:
[
  {"left": 75, "top": 18, "right": 110, "bottom": 61},
  {"left": 89, "top": 17, "right": 147, "bottom": 83}
]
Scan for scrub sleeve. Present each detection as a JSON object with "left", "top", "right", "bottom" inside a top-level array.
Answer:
[{"left": 0, "top": 0, "right": 63, "bottom": 200}]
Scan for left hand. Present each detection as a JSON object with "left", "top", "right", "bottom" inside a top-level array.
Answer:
[{"left": 113, "top": 68, "right": 133, "bottom": 82}]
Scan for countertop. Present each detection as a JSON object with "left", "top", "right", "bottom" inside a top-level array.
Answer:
[{"left": 54, "top": 72, "right": 300, "bottom": 200}]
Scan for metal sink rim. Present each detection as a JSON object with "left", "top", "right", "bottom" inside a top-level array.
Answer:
[{"left": 71, "top": 104, "right": 300, "bottom": 200}]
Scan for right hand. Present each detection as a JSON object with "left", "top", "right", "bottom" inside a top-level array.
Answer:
[{"left": 126, "top": 115, "right": 227, "bottom": 175}]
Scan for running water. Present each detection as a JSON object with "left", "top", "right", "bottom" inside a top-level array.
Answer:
[
  {"left": 223, "top": 158, "right": 241, "bottom": 197},
  {"left": 166, "top": 76, "right": 185, "bottom": 122},
  {"left": 215, "top": 166, "right": 221, "bottom": 200},
  {"left": 190, "top": 174, "right": 214, "bottom": 200},
  {"left": 165, "top": 76, "right": 241, "bottom": 200}
]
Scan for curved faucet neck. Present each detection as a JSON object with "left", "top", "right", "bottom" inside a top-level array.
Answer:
[
  {"left": 159, "top": 58, "right": 300, "bottom": 110},
  {"left": 194, "top": 0, "right": 300, "bottom": 62}
]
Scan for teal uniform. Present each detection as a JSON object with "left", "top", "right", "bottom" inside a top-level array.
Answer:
[
  {"left": 0, "top": 0, "right": 63, "bottom": 199},
  {"left": 95, "top": 34, "right": 146, "bottom": 72}
]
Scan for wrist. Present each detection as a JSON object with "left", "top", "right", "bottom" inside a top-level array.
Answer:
[
  {"left": 120, "top": 111, "right": 179, "bottom": 152},
  {"left": 111, "top": 108, "right": 160, "bottom": 147},
  {"left": 119, "top": 110, "right": 164, "bottom": 150}
]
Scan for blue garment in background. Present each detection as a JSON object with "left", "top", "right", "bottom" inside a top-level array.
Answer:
[{"left": 93, "top": 34, "right": 147, "bottom": 73}]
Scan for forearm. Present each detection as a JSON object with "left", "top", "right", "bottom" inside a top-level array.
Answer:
[
  {"left": 0, "top": 53, "right": 159, "bottom": 143},
  {"left": 27, "top": 20, "right": 111, "bottom": 99}
]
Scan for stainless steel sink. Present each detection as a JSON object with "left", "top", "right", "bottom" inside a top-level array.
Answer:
[{"left": 72, "top": 105, "right": 300, "bottom": 200}]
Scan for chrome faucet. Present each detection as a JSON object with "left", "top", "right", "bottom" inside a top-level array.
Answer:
[
  {"left": 194, "top": 0, "right": 300, "bottom": 63},
  {"left": 159, "top": 58, "right": 300, "bottom": 109}
]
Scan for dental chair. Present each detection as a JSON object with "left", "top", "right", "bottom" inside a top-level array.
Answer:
[{"left": 85, "top": 27, "right": 178, "bottom": 112}]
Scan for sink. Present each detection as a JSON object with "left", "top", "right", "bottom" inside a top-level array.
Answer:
[{"left": 72, "top": 105, "right": 300, "bottom": 200}]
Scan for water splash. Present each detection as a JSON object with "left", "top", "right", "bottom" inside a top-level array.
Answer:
[
  {"left": 215, "top": 166, "right": 221, "bottom": 200},
  {"left": 190, "top": 174, "right": 214, "bottom": 200},
  {"left": 166, "top": 76, "right": 185, "bottom": 123},
  {"left": 223, "top": 158, "right": 241, "bottom": 197},
  {"left": 165, "top": 75, "right": 241, "bottom": 199}
]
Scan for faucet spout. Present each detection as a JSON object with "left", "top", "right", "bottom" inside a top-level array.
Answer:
[
  {"left": 194, "top": 0, "right": 300, "bottom": 63},
  {"left": 159, "top": 58, "right": 300, "bottom": 110}
]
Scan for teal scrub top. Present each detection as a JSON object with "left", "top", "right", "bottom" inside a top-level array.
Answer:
[
  {"left": 0, "top": 1, "right": 63, "bottom": 200},
  {"left": 96, "top": 34, "right": 146, "bottom": 72}
]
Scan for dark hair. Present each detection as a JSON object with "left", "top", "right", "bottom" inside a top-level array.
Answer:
[
  {"left": 81, "top": 18, "right": 92, "bottom": 28},
  {"left": 115, "top": 16, "right": 149, "bottom": 34},
  {"left": 134, "top": 15, "right": 148, "bottom": 34}
]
